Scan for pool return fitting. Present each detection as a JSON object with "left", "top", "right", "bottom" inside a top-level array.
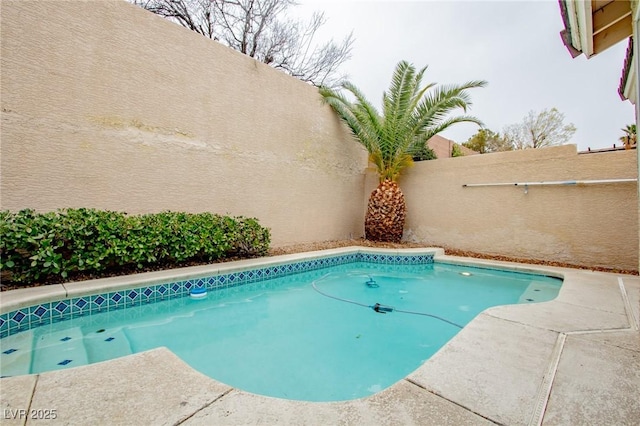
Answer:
[{"left": 311, "top": 276, "right": 463, "bottom": 329}]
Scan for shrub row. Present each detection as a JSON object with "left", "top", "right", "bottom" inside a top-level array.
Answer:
[{"left": 0, "top": 209, "right": 270, "bottom": 285}]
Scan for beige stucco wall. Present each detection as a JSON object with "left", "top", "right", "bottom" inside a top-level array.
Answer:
[
  {"left": 2, "top": 1, "right": 636, "bottom": 270},
  {"left": 379, "top": 145, "right": 638, "bottom": 271},
  {"left": 0, "top": 0, "right": 368, "bottom": 246}
]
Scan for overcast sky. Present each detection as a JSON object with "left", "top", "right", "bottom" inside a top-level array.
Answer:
[{"left": 291, "top": 0, "right": 635, "bottom": 151}]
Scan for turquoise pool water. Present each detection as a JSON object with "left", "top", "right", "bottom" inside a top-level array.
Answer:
[{"left": 0, "top": 262, "right": 561, "bottom": 401}]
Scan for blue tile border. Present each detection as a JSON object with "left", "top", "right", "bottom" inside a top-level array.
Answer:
[{"left": 0, "top": 252, "right": 434, "bottom": 339}]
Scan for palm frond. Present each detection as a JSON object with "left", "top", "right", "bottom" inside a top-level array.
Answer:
[
  {"left": 411, "top": 115, "right": 485, "bottom": 151},
  {"left": 320, "top": 61, "right": 486, "bottom": 181},
  {"left": 319, "top": 86, "right": 379, "bottom": 154}
]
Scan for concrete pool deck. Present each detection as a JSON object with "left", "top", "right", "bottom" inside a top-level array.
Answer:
[{"left": 1, "top": 250, "right": 639, "bottom": 425}]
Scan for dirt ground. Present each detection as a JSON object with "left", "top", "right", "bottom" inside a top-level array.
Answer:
[
  {"left": 269, "top": 239, "right": 639, "bottom": 276},
  {"left": 2, "top": 239, "right": 636, "bottom": 291}
]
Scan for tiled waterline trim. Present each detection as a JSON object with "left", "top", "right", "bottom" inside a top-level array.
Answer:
[{"left": 0, "top": 252, "right": 435, "bottom": 338}]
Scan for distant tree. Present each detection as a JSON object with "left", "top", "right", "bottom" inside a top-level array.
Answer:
[
  {"left": 412, "top": 145, "right": 437, "bottom": 161},
  {"left": 463, "top": 128, "right": 512, "bottom": 153},
  {"left": 451, "top": 143, "right": 464, "bottom": 157},
  {"left": 619, "top": 124, "right": 637, "bottom": 149},
  {"left": 131, "top": 0, "right": 354, "bottom": 87},
  {"left": 503, "top": 108, "right": 576, "bottom": 149}
]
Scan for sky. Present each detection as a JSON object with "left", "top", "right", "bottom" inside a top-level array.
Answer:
[{"left": 290, "top": 0, "right": 635, "bottom": 151}]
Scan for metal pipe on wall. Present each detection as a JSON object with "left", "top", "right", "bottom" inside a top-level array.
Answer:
[{"left": 462, "top": 178, "right": 638, "bottom": 188}]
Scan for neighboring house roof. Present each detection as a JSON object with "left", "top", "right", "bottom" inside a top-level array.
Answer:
[
  {"left": 619, "top": 37, "right": 636, "bottom": 102},
  {"left": 426, "top": 135, "right": 479, "bottom": 158},
  {"left": 580, "top": 144, "right": 637, "bottom": 154}
]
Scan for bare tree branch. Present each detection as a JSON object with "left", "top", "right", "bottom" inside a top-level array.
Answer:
[
  {"left": 503, "top": 108, "right": 576, "bottom": 149},
  {"left": 131, "top": 0, "right": 352, "bottom": 87}
]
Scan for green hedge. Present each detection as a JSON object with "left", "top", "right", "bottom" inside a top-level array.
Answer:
[{"left": 0, "top": 209, "right": 270, "bottom": 285}]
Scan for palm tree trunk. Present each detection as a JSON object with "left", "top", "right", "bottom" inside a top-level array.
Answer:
[{"left": 365, "top": 179, "right": 406, "bottom": 243}]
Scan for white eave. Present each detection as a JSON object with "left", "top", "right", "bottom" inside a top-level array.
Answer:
[
  {"left": 562, "top": 0, "right": 632, "bottom": 58},
  {"left": 567, "top": 0, "right": 595, "bottom": 56}
]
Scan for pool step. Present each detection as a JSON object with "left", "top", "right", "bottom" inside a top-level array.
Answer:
[
  {"left": 31, "top": 327, "right": 88, "bottom": 373},
  {"left": 519, "top": 280, "right": 561, "bottom": 304},
  {"left": 84, "top": 328, "right": 133, "bottom": 363},
  {"left": 0, "top": 330, "right": 34, "bottom": 377}
]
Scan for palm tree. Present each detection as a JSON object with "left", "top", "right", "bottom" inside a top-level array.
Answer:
[
  {"left": 320, "top": 60, "right": 486, "bottom": 242},
  {"left": 619, "top": 124, "right": 637, "bottom": 149}
]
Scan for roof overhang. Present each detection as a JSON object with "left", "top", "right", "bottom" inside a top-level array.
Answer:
[
  {"left": 560, "top": 0, "right": 632, "bottom": 58},
  {"left": 619, "top": 38, "right": 637, "bottom": 102}
]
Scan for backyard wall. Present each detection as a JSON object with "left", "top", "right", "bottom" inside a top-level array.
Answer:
[
  {"left": 0, "top": 0, "right": 368, "bottom": 246},
  {"left": 375, "top": 145, "right": 638, "bottom": 271},
  {"left": 2, "top": 2, "right": 637, "bottom": 271}
]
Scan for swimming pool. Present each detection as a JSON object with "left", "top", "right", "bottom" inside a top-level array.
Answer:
[{"left": 0, "top": 250, "right": 562, "bottom": 401}]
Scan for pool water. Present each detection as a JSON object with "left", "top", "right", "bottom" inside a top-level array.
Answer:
[{"left": 0, "top": 262, "right": 561, "bottom": 401}]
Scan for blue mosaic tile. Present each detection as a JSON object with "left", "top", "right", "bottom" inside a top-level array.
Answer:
[
  {"left": 33, "top": 305, "right": 48, "bottom": 318},
  {"left": 142, "top": 287, "right": 153, "bottom": 298},
  {"left": 111, "top": 292, "right": 123, "bottom": 303},
  {"left": 57, "top": 359, "right": 72, "bottom": 366},
  {"left": 92, "top": 295, "right": 107, "bottom": 309},
  {"left": 75, "top": 298, "right": 88, "bottom": 309},
  {"left": 54, "top": 301, "right": 70, "bottom": 314},
  {"left": 27, "top": 305, "right": 50, "bottom": 326},
  {"left": 11, "top": 310, "right": 27, "bottom": 324},
  {"left": 157, "top": 285, "right": 168, "bottom": 295}
]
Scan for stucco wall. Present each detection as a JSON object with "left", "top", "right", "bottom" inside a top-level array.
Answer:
[
  {"left": 0, "top": 0, "right": 368, "bottom": 246},
  {"left": 1, "top": 2, "right": 636, "bottom": 270},
  {"left": 379, "top": 145, "right": 638, "bottom": 271}
]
